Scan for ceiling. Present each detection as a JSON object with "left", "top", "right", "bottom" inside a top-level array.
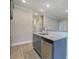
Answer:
[{"left": 14, "top": 0, "right": 68, "bottom": 19}]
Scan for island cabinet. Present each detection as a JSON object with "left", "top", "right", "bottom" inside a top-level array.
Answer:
[
  {"left": 33, "top": 34, "right": 67, "bottom": 59},
  {"left": 33, "top": 34, "right": 42, "bottom": 57}
]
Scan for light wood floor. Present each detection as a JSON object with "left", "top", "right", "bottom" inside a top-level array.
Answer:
[{"left": 11, "top": 43, "right": 41, "bottom": 59}]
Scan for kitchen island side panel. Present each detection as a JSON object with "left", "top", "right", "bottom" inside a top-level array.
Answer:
[{"left": 53, "top": 38, "right": 67, "bottom": 59}]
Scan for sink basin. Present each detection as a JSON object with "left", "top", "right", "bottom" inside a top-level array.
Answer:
[{"left": 38, "top": 32, "right": 48, "bottom": 35}]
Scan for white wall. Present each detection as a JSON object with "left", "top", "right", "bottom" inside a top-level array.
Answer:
[
  {"left": 11, "top": 6, "right": 33, "bottom": 46},
  {"left": 58, "top": 18, "right": 68, "bottom": 31},
  {"left": 44, "top": 16, "right": 59, "bottom": 31},
  {"left": 44, "top": 16, "right": 68, "bottom": 32}
]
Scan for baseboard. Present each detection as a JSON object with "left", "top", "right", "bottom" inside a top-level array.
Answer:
[{"left": 11, "top": 40, "right": 32, "bottom": 47}]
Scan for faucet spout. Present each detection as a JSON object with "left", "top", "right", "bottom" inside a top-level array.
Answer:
[{"left": 43, "top": 26, "right": 48, "bottom": 35}]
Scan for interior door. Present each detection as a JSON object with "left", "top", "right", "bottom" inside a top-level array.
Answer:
[{"left": 33, "top": 15, "right": 44, "bottom": 33}]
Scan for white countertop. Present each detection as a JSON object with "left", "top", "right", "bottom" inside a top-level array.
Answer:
[{"left": 33, "top": 32, "right": 67, "bottom": 41}]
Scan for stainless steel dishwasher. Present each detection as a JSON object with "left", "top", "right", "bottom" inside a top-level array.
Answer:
[{"left": 41, "top": 39, "right": 52, "bottom": 59}]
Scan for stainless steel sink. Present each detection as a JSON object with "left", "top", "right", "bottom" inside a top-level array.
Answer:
[{"left": 39, "top": 33, "right": 48, "bottom": 35}]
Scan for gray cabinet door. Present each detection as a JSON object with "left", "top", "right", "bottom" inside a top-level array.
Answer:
[
  {"left": 36, "top": 37, "right": 41, "bottom": 55},
  {"left": 33, "top": 35, "right": 37, "bottom": 49},
  {"left": 33, "top": 35, "right": 41, "bottom": 56}
]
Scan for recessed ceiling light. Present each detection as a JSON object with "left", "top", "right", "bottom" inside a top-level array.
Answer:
[
  {"left": 40, "top": 9, "right": 44, "bottom": 12},
  {"left": 46, "top": 4, "right": 50, "bottom": 8},
  {"left": 22, "top": 0, "right": 26, "bottom": 3}
]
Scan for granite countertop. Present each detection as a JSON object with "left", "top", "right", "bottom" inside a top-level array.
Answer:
[{"left": 33, "top": 32, "right": 67, "bottom": 41}]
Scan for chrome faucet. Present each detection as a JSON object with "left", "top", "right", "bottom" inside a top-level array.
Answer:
[{"left": 43, "top": 26, "right": 48, "bottom": 35}]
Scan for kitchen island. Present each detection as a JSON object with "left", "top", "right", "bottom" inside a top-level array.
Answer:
[{"left": 33, "top": 32, "right": 67, "bottom": 59}]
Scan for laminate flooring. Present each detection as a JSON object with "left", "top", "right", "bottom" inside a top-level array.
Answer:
[{"left": 11, "top": 43, "right": 41, "bottom": 59}]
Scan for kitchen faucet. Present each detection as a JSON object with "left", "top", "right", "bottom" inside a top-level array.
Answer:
[{"left": 43, "top": 26, "right": 48, "bottom": 35}]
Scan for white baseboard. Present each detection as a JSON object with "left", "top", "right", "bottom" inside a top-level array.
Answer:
[{"left": 11, "top": 40, "right": 32, "bottom": 47}]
